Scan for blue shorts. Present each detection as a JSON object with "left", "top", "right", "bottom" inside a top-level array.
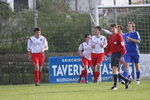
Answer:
[{"left": 125, "top": 54, "right": 140, "bottom": 63}]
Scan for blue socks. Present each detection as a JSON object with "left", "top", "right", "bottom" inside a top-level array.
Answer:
[
  {"left": 123, "top": 69, "right": 130, "bottom": 78},
  {"left": 136, "top": 70, "right": 141, "bottom": 81}
]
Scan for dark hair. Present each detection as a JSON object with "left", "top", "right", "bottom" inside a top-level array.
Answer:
[
  {"left": 95, "top": 26, "right": 102, "bottom": 31},
  {"left": 84, "top": 34, "right": 91, "bottom": 38},
  {"left": 34, "top": 27, "right": 41, "bottom": 33},
  {"left": 110, "top": 24, "right": 118, "bottom": 28},
  {"left": 118, "top": 25, "right": 123, "bottom": 30}
]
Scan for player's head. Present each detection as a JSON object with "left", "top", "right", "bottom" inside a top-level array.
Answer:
[
  {"left": 34, "top": 27, "right": 41, "bottom": 37},
  {"left": 84, "top": 34, "right": 91, "bottom": 42},
  {"left": 110, "top": 24, "right": 118, "bottom": 34},
  {"left": 118, "top": 25, "right": 123, "bottom": 33},
  {"left": 95, "top": 26, "right": 102, "bottom": 36},
  {"left": 127, "top": 21, "right": 135, "bottom": 32}
]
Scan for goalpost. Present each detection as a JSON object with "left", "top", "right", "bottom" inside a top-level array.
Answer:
[
  {"left": 95, "top": 4, "right": 150, "bottom": 26},
  {"left": 94, "top": 4, "right": 150, "bottom": 80}
]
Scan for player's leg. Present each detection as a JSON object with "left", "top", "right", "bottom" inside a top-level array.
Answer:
[
  {"left": 111, "top": 66, "right": 119, "bottom": 90},
  {"left": 85, "top": 60, "right": 92, "bottom": 83},
  {"left": 95, "top": 53, "right": 104, "bottom": 82},
  {"left": 79, "top": 57, "right": 88, "bottom": 83},
  {"left": 32, "top": 53, "right": 40, "bottom": 86},
  {"left": 118, "top": 58, "right": 126, "bottom": 84},
  {"left": 124, "top": 63, "right": 130, "bottom": 78},
  {"left": 111, "top": 53, "right": 131, "bottom": 90},
  {"left": 84, "top": 65, "right": 89, "bottom": 83},
  {"left": 93, "top": 65, "right": 98, "bottom": 83},
  {"left": 78, "top": 70, "right": 85, "bottom": 83},
  {"left": 91, "top": 53, "right": 97, "bottom": 83},
  {"left": 111, "top": 53, "right": 118, "bottom": 90},
  {"left": 118, "top": 65, "right": 125, "bottom": 84},
  {"left": 39, "top": 53, "right": 45, "bottom": 84},
  {"left": 123, "top": 55, "right": 131, "bottom": 79},
  {"left": 39, "top": 67, "right": 43, "bottom": 83},
  {"left": 132, "top": 55, "right": 141, "bottom": 84},
  {"left": 135, "top": 63, "right": 140, "bottom": 84},
  {"left": 34, "top": 64, "right": 40, "bottom": 86},
  {"left": 112, "top": 66, "right": 131, "bottom": 89}
]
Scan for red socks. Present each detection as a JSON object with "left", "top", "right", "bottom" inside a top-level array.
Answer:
[
  {"left": 84, "top": 70, "right": 88, "bottom": 81},
  {"left": 96, "top": 72, "right": 100, "bottom": 80},
  {"left": 34, "top": 70, "right": 42, "bottom": 83},
  {"left": 39, "top": 71, "right": 42, "bottom": 82},
  {"left": 79, "top": 70, "right": 88, "bottom": 81},
  {"left": 80, "top": 70, "right": 85, "bottom": 78},
  {"left": 34, "top": 70, "right": 39, "bottom": 83},
  {"left": 94, "top": 72, "right": 100, "bottom": 81}
]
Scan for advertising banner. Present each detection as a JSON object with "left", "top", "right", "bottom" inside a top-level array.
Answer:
[{"left": 49, "top": 56, "right": 134, "bottom": 83}]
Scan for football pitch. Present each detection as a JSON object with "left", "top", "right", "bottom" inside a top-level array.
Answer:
[{"left": 0, "top": 81, "right": 150, "bottom": 100}]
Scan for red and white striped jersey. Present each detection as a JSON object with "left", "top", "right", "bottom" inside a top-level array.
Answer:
[
  {"left": 91, "top": 35, "right": 107, "bottom": 54},
  {"left": 27, "top": 35, "right": 48, "bottom": 53},
  {"left": 78, "top": 42, "right": 92, "bottom": 60}
]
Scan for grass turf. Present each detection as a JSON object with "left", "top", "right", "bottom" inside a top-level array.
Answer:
[{"left": 0, "top": 81, "right": 150, "bottom": 100}]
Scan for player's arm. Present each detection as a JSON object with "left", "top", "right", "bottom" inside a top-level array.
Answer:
[
  {"left": 103, "top": 37, "right": 108, "bottom": 48},
  {"left": 42, "top": 37, "right": 48, "bottom": 52},
  {"left": 104, "top": 42, "right": 110, "bottom": 61},
  {"left": 105, "top": 36, "right": 111, "bottom": 56},
  {"left": 126, "top": 37, "right": 140, "bottom": 43},
  {"left": 118, "top": 34, "right": 126, "bottom": 56},
  {"left": 78, "top": 43, "right": 83, "bottom": 57},
  {"left": 126, "top": 32, "right": 141, "bottom": 43},
  {"left": 27, "top": 38, "right": 32, "bottom": 60},
  {"left": 100, "top": 37, "right": 108, "bottom": 48},
  {"left": 118, "top": 34, "right": 126, "bottom": 63},
  {"left": 102, "top": 29, "right": 112, "bottom": 35}
]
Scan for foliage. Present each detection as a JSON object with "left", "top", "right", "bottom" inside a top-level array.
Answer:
[{"left": 0, "top": 0, "right": 91, "bottom": 54}]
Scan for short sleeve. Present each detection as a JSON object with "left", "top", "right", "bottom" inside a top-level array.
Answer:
[
  {"left": 134, "top": 32, "right": 141, "bottom": 41},
  {"left": 78, "top": 43, "right": 83, "bottom": 51}
]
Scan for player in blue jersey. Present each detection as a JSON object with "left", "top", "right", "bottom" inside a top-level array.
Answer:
[{"left": 124, "top": 21, "right": 141, "bottom": 84}]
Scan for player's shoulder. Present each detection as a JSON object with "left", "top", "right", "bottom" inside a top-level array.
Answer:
[
  {"left": 117, "top": 33, "right": 123, "bottom": 37},
  {"left": 29, "top": 36, "right": 35, "bottom": 40},
  {"left": 91, "top": 35, "right": 96, "bottom": 40},
  {"left": 40, "top": 35, "right": 45, "bottom": 38},
  {"left": 40, "top": 35, "right": 47, "bottom": 40},
  {"left": 121, "top": 33, "right": 125, "bottom": 36},
  {"left": 100, "top": 35, "right": 106, "bottom": 38},
  {"left": 91, "top": 35, "right": 95, "bottom": 38},
  {"left": 133, "top": 31, "right": 140, "bottom": 34},
  {"left": 124, "top": 32, "right": 129, "bottom": 35},
  {"left": 79, "top": 42, "right": 84, "bottom": 48},
  {"left": 80, "top": 42, "right": 84, "bottom": 45},
  {"left": 109, "top": 34, "right": 113, "bottom": 38}
]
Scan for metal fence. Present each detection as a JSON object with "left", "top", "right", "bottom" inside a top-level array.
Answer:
[
  {"left": 0, "top": 1, "right": 91, "bottom": 84},
  {"left": 98, "top": 6, "right": 150, "bottom": 53}
]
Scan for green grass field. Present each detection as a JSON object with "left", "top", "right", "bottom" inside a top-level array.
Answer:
[{"left": 0, "top": 81, "right": 150, "bottom": 100}]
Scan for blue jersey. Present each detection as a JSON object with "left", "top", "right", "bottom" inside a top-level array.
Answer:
[
  {"left": 124, "top": 31, "right": 141, "bottom": 55},
  {"left": 122, "top": 33, "right": 126, "bottom": 41}
]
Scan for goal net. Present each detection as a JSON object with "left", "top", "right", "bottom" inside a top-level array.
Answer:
[
  {"left": 95, "top": 4, "right": 150, "bottom": 54},
  {"left": 95, "top": 4, "right": 150, "bottom": 77}
]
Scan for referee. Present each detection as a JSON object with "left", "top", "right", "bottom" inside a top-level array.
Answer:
[{"left": 105, "top": 24, "right": 131, "bottom": 90}]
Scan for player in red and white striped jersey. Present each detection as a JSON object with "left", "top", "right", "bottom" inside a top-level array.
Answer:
[
  {"left": 91, "top": 26, "right": 107, "bottom": 83},
  {"left": 27, "top": 27, "right": 48, "bottom": 86},
  {"left": 78, "top": 34, "right": 92, "bottom": 83}
]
